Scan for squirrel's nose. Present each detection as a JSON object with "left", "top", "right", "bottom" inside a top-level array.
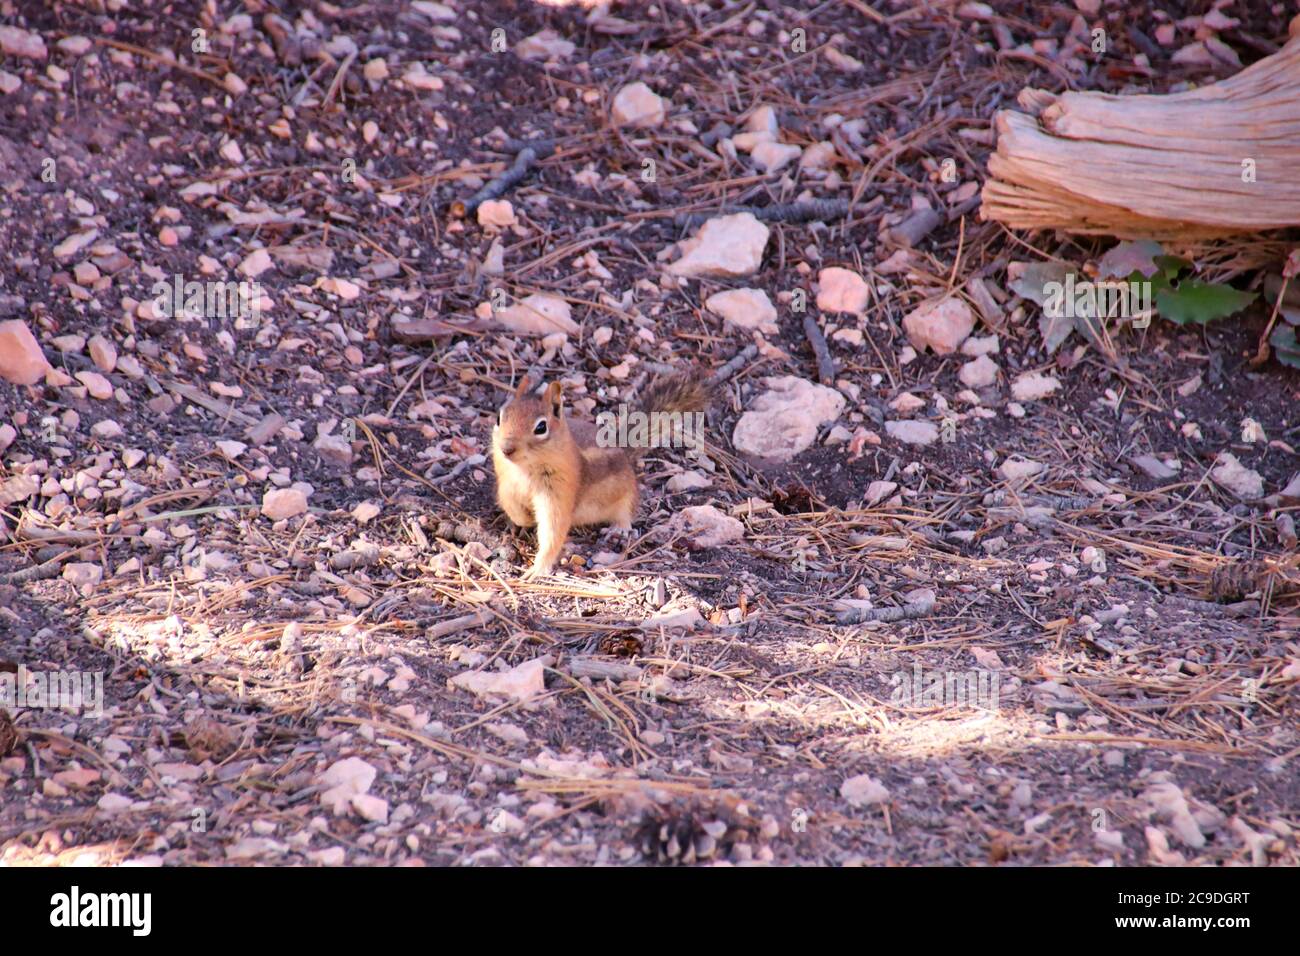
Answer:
[{"left": 502, "top": 442, "right": 518, "bottom": 458}]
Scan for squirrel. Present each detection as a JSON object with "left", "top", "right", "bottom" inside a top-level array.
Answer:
[{"left": 492, "top": 367, "right": 712, "bottom": 578}]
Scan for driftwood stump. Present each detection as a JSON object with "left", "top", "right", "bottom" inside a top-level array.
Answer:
[{"left": 981, "top": 16, "right": 1300, "bottom": 238}]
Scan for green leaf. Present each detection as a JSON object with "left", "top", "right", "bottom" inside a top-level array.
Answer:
[
  {"left": 1270, "top": 324, "right": 1300, "bottom": 369},
  {"left": 1153, "top": 254, "right": 1193, "bottom": 283},
  {"left": 1155, "top": 280, "right": 1257, "bottom": 325}
]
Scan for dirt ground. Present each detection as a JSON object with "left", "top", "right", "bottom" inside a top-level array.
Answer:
[{"left": 0, "top": 0, "right": 1297, "bottom": 867}]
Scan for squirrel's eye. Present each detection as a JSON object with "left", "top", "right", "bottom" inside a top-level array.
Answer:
[{"left": 533, "top": 419, "right": 548, "bottom": 437}]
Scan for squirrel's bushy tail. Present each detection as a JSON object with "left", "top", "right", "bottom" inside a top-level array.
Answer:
[
  {"left": 638, "top": 366, "right": 713, "bottom": 417},
  {"left": 626, "top": 366, "right": 713, "bottom": 460}
]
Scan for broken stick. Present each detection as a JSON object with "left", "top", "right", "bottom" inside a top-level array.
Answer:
[
  {"left": 803, "top": 313, "right": 835, "bottom": 385},
  {"left": 451, "top": 142, "right": 555, "bottom": 219}
]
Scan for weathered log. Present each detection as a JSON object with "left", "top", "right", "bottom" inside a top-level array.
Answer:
[{"left": 981, "top": 16, "right": 1300, "bottom": 238}]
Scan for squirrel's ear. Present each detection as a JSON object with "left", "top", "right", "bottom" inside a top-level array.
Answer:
[
  {"left": 512, "top": 374, "right": 531, "bottom": 400},
  {"left": 546, "top": 381, "right": 563, "bottom": 417}
]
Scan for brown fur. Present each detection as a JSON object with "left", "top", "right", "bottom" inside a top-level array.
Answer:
[{"left": 492, "top": 368, "right": 711, "bottom": 577}]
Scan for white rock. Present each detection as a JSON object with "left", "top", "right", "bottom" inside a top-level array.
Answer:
[
  {"left": 841, "top": 774, "right": 890, "bottom": 808},
  {"left": 91, "top": 419, "right": 124, "bottom": 439},
  {"left": 799, "top": 142, "right": 837, "bottom": 170},
  {"left": 705, "top": 288, "right": 778, "bottom": 335},
  {"left": 0, "top": 25, "right": 47, "bottom": 60},
  {"left": 668, "top": 213, "right": 769, "bottom": 279},
  {"left": 998, "top": 456, "right": 1044, "bottom": 482},
  {"left": 1210, "top": 452, "right": 1263, "bottom": 500},
  {"left": 450, "top": 656, "right": 550, "bottom": 703},
  {"left": 88, "top": 334, "right": 117, "bottom": 372},
  {"left": 665, "top": 470, "right": 712, "bottom": 493},
  {"left": 666, "top": 504, "right": 744, "bottom": 549},
  {"left": 198, "top": 550, "right": 237, "bottom": 574},
  {"left": 238, "top": 248, "right": 274, "bottom": 278},
  {"left": 0, "top": 70, "right": 20, "bottom": 95},
  {"left": 745, "top": 105, "right": 779, "bottom": 138},
  {"left": 97, "top": 793, "right": 133, "bottom": 814},
  {"left": 516, "top": 29, "right": 575, "bottom": 62},
  {"left": 0, "top": 474, "right": 37, "bottom": 506},
  {"left": 75, "top": 370, "right": 113, "bottom": 400},
  {"left": 350, "top": 793, "right": 389, "bottom": 824},
  {"left": 816, "top": 267, "right": 870, "bottom": 315},
  {"left": 477, "top": 199, "right": 516, "bottom": 228},
  {"left": 1095, "top": 829, "right": 1125, "bottom": 851},
  {"left": 611, "top": 82, "right": 666, "bottom": 128},
  {"left": 488, "top": 809, "right": 526, "bottom": 835},
  {"left": 731, "top": 375, "right": 846, "bottom": 462},
  {"left": 824, "top": 425, "right": 853, "bottom": 445},
  {"left": 865, "top": 480, "right": 897, "bottom": 505},
  {"left": 309, "top": 847, "right": 347, "bottom": 866},
  {"left": 411, "top": 1, "right": 456, "bottom": 21},
  {"left": 1010, "top": 371, "right": 1061, "bottom": 401},
  {"left": 494, "top": 293, "right": 579, "bottom": 336},
  {"left": 961, "top": 334, "right": 1000, "bottom": 356},
  {"left": 732, "top": 130, "right": 775, "bottom": 151},
  {"left": 262, "top": 487, "right": 309, "bottom": 520},
  {"left": 824, "top": 46, "right": 864, "bottom": 73},
  {"left": 959, "top": 354, "right": 999, "bottom": 388},
  {"left": 885, "top": 420, "right": 939, "bottom": 446},
  {"left": 352, "top": 501, "right": 382, "bottom": 524},
  {"left": 485, "top": 722, "right": 529, "bottom": 746},
  {"left": 225, "top": 837, "right": 286, "bottom": 861},
  {"left": 482, "top": 238, "right": 505, "bottom": 276},
  {"left": 319, "top": 757, "right": 378, "bottom": 814},
  {"left": 53, "top": 229, "right": 98, "bottom": 260},
  {"left": 640, "top": 607, "right": 704, "bottom": 630},
  {"left": 1144, "top": 780, "right": 1206, "bottom": 849},
  {"left": 750, "top": 140, "right": 801, "bottom": 173},
  {"left": 1132, "top": 454, "right": 1178, "bottom": 480},
  {"left": 889, "top": 392, "right": 925, "bottom": 415},
  {"left": 0, "top": 320, "right": 52, "bottom": 385},
  {"left": 63, "top": 562, "right": 103, "bottom": 588},
  {"left": 314, "top": 433, "right": 354, "bottom": 467},
  {"left": 902, "top": 297, "right": 975, "bottom": 354},
  {"left": 402, "top": 65, "right": 444, "bottom": 90},
  {"left": 58, "top": 36, "right": 91, "bottom": 56},
  {"left": 215, "top": 439, "right": 247, "bottom": 460}
]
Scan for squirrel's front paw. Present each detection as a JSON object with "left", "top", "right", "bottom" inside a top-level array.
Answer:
[
  {"left": 601, "top": 524, "right": 635, "bottom": 545},
  {"left": 522, "top": 559, "right": 554, "bottom": 580}
]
